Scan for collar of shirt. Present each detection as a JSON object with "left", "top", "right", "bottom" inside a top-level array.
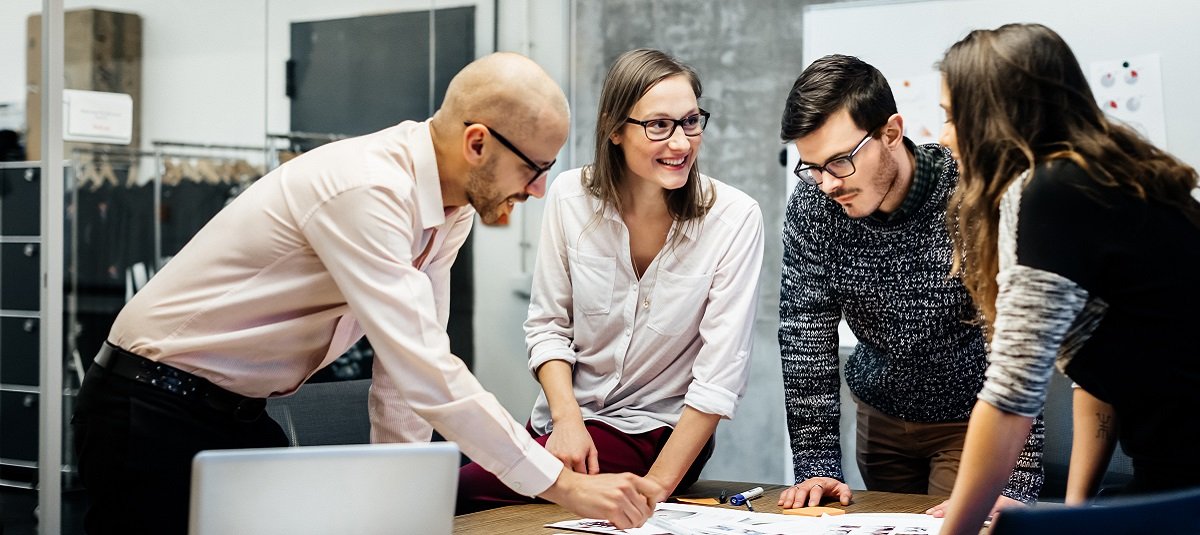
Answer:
[
  {"left": 870, "top": 137, "right": 938, "bottom": 223},
  {"left": 410, "top": 121, "right": 458, "bottom": 230},
  {"left": 593, "top": 173, "right": 707, "bottom": 241}
]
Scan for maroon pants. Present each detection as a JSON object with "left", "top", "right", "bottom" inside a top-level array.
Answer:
[{"left": 456, "top": 420, "right": 713, "bottom": 514}]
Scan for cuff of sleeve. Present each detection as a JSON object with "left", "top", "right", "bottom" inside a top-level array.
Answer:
[
  {"left": 493, "top": 441, "right": 564, "bottom": 497},
  {"left": 978, "top": 383, "right": 1043, "bottom": 418},
  {"left": 683, "top": 381, "right": 740, "bottom": 420},
  {"left": 528, "top": 342, "right": 576, "bottom": 377},
  {"left": 795, "top": 455, "right": 846, "bottom": 483}
]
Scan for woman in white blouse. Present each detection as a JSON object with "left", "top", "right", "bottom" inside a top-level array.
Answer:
[{"left": 457, "top": 48, "right": 765, "bottom": 513}]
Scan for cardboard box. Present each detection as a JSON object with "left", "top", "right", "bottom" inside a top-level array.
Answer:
[{"left": 26, "top": 8, "right": 142, "bottom": 160}]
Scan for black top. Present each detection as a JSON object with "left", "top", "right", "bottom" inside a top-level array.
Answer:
[{"left": 985, "top": 159, "right": 1200, "bottom": 492}]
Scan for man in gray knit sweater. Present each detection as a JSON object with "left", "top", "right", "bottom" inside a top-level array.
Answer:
[{"left": 775, "top": 55, "right": 1043, "bottom": 514}]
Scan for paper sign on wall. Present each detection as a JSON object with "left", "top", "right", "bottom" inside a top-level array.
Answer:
[
  {"left": 1089, "top": 53, "right": 1166, "bottom": 148},
  {"left": 892, "top": 72, "right": 944, "bottom": 146},
  {"left": 63, "top": 89, "right": 133, "bottom": 144}
]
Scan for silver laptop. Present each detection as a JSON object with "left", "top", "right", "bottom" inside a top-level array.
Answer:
[{"left": 189, "top": 442, "right": 459, "bottom": 535}]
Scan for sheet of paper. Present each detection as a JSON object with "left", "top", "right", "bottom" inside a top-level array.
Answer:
[
  {"left": 1089, "top": 53, "right": 1166, "bottom": 148},
  {"left": 546, "top": 503, "right": 944, "bottom": 535}
]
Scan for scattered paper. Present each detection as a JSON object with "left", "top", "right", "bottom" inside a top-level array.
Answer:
[{"left": 547, "top": 503, "right": 943, "bottom": 535}]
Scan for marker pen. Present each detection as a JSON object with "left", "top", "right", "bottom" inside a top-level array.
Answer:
[{"left": 728, "top": 486, "right": 764, "bottom": 506}]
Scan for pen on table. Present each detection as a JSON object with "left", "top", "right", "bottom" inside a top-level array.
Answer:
[
  {"left": 718, "top": 488, "right": 727, "bottom": 504},
  {"left": 728, "top": 486, "right": 764, "bottom": 511},
  {"left": 646, "top": 515, "right": 703, "bottom": 535}
]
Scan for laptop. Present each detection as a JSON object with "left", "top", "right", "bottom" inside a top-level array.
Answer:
[{"left": 188, "top": 442, "right": 459, "bottom": 535}]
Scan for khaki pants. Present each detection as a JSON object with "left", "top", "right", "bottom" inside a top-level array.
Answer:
[{"left": 854, "top": 397, "right": 967, "bottom": 496}]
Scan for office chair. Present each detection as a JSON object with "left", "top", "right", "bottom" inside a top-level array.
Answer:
[
  {"left": 1039, "top": 372, "right": 1134, "bottom": 499},
  {"left": 990, "top": 486, "right": 1200, "bottom": 535},
  {"left": 265, "top": 379, "right": 372, "bottom": 446}
]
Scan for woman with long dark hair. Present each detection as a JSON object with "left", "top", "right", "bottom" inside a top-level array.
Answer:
[
  {"left": 457, "top": 48, "right": 764, "bottom": 512},
  {"left": 935, "top": 23, "right": 1200, "bottom": 534}
]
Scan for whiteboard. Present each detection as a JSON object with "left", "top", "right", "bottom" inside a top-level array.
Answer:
[{"left": 802, "top": 0, "right": 1200, "bottom": 171}]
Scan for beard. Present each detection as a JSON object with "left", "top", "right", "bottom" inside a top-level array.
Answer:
[
  {"left": 465, "top": 157, "right": 523, "bottom": 226},
  {"left": 828, "top": 142, "right": 901, "bottom": 218},
  {"left": 870, "top": 144, "right": 901, "bottom": 210}
]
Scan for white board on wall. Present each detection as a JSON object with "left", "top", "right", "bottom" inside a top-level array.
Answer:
[{"left": 802, "top": 0, "right": 1200, "bottom": 170}]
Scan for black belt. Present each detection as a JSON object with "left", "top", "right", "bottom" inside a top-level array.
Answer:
[{"left": 94, "top": 343, "right": 267, "bottom": 422}]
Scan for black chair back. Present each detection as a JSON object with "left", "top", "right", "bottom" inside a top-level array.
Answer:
[{"left": 991, "top": 486, "right": 1200, "bottom": 535}]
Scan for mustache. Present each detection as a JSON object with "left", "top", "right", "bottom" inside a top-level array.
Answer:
[{"left": 827, "top": 187, "right": 860, "bottom": 200}]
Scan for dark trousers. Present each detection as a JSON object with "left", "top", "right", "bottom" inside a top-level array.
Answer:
[
  {"left": 71, "top": 357, "right": 287, "bottom": 535},
  {"left": 854, "top": 398, "right": 967, "bottom": 496},
  {"left": 455, "top": 419, "right": 714, "bottom": 514}
]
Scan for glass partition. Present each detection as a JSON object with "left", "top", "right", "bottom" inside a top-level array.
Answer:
[{"left": 2, "top": 0, "right": 498, "bottom": 531}]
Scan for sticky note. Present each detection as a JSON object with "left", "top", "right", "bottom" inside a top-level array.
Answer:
[{"left": 674, "top": 497, "right": 720, "bottom": 506}]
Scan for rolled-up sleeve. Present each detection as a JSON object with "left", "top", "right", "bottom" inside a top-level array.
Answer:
[
  {"left": 980, "top": 265, "right": 1104, "bottom": 418},
  {"left": 685, "top": 203, "right": 764, "bottom": 419},
  {"left": 525, "top": 181, "right": 579, "bottom": 374}
]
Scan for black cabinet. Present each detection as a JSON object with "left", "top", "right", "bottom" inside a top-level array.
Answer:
[
  {"left": 1, "top": 166, "right": 39, "bottom": 236},
  {"left": 0, "top": 391, "right": 38, "bottom": 463},
  {"left": 1, "top": 163, "right": 44, "bottom": 487},
  {"left": 0, "top": 242, "right": 40, "bottom": 311},
  {"left": 0, "top": 317, "right": 39, "bottom": 386}
]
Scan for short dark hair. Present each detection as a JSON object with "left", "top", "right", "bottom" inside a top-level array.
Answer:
[{"left": 780, "top": 54, "right": 897, "bottom": 142}]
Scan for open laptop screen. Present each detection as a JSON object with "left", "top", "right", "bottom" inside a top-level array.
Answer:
[{"left": 189, "top": 442, "right": 459, "bottom": 535}]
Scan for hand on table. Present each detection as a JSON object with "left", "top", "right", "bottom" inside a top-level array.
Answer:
[
  {"left": 925, "top": 494, "right": 1025, "bottom": 518},
  {"left": 778, "top": 477, "right": 853, "bottom": 508},
  {"left": 539, "top": 469, "right": 663, "bottom": 530}
]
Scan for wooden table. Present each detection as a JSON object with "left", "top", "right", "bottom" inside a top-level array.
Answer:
[{"left": 454, "top": 480, "right": 948, "bottom": 534}]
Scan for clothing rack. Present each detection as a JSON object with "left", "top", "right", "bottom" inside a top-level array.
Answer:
[
  {"left": 265, "top": 131, "right": 350, "bottom": 158},
  {"left": 265, "top": 130, "right": 350, "bottom": 143},
  {"left": 151, "top": 140, "right": 268, "bottom": 152}
]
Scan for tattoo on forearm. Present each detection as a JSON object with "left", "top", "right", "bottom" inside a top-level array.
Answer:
[{"left": 1095, "top": 413, "right": 1112, "bottom": 440}]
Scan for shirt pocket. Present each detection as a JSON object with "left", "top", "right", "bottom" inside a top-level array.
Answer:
[
  {"left": 647, "top": 269, "right": 714, "bottom": 336},
  {"left": 569, "top": 247, "right": 617, "bottom": 316}
]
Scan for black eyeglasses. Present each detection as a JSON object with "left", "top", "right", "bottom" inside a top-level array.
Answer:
[
  {"left": 624, "top": 109, "right": 710, "bottom": 141},
  {"left": 464, "top": 122, "right": 556, "bottom": 185},
  {"left": 794, "top": 130, "right": 876, "bottom": 186}
]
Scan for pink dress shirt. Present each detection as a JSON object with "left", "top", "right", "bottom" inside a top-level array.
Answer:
[{"left": 109, "top": 121, "right": 562, "bottom": 496}]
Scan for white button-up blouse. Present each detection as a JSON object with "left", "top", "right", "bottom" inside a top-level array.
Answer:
[{"left": 526, "top": 168, "right": 764, "bottom": 435}]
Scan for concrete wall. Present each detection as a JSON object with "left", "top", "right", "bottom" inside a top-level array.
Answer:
[{"left": 562, "top": 0, "right": 806, "bottom": 484}]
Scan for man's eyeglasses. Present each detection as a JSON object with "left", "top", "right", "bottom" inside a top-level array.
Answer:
[
  {"left": 794, "top": 131, "right": 876, "bottom": 186},
  {"left": 624, "top": 109, "right": 710, "bottom": 141},
  {"left": 464, "top": 122, "right": 556, "bottom": 185}
]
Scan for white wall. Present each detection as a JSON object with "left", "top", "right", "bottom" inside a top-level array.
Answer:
[
  {"left": 0, "top": 0, "right": 40, "bottom": 131},
  {"left": 803, "top": 0, "right": 1200, "bottom": 171},
  {"left": 469, "top": 0, "right": 571, "bottom": 419},
  {"left": 3, "top": 0, "right": 495, "bottom": 150}
]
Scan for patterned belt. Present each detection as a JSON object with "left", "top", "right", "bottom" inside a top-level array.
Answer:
[{"left": 94, "top": 343, "right": 267, "bottom": 422}]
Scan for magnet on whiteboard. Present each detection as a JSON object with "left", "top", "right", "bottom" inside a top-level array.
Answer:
[
  {"left": 1100, "top": 72, "right": 1116, "bottom": 87},
  {"left": 1126, "top": 96, "right": 1141, "bottom": 112},
  {"left": 1124, "top": 69, "right": 1139, "bottom": 84}
]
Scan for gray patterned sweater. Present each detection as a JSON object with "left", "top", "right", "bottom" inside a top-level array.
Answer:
[{"left": 779, "top": 142, "right": 1044, "bottom": 502}]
